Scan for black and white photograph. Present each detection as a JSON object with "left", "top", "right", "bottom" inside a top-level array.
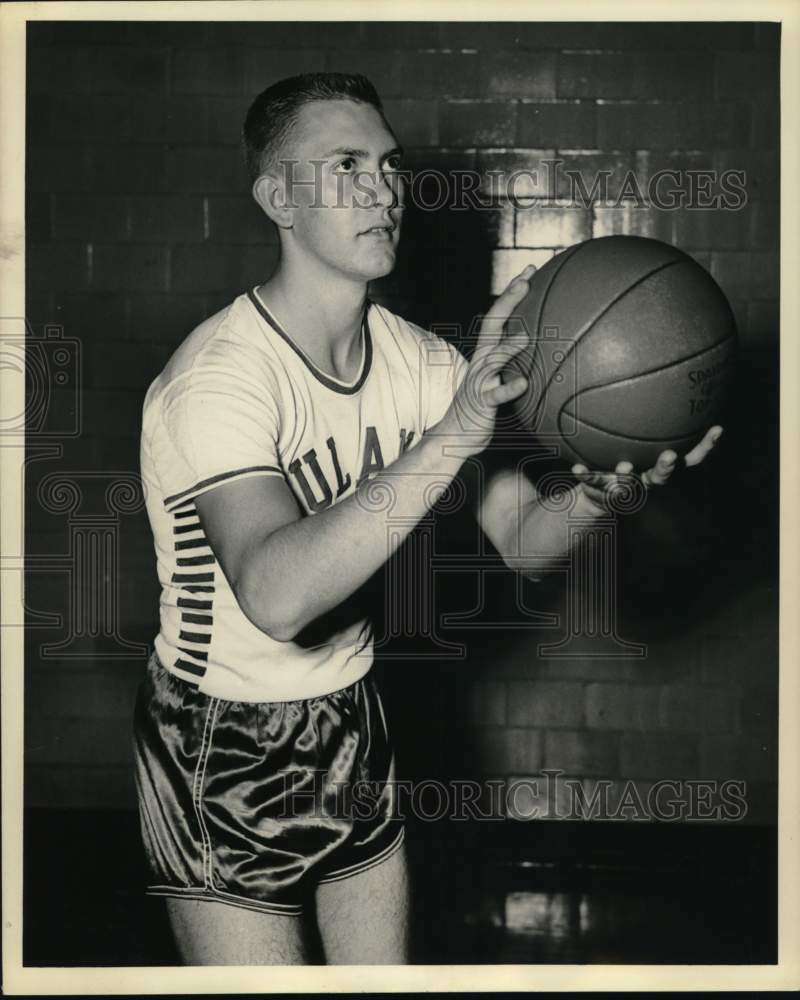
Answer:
[{"left": 1, "top": 1, "right": 797, "bottom": 993}]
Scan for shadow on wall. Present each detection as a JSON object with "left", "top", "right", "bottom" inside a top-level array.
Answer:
[{"left": 369, "top": 152, "right": 492, "bottom": 336}]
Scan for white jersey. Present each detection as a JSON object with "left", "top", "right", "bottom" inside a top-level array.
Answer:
[{"left": 140, "top": 289, "right": 468, "bottom": 703}]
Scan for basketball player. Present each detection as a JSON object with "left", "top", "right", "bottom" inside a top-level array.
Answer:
[{"left": 133, "top": 74, "right": 721, "bottom": 966}]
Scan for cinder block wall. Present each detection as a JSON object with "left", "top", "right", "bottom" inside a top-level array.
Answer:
[{"left": 25, "top": 21, "right": 778, "bottom": 818}]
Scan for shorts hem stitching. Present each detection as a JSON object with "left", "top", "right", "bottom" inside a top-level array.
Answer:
[
  {"left": 315, "top": 825, "right": 405, "bottom": 885},
  {"left": 145, "top": 884, "right": 304, "bottom": 916}
]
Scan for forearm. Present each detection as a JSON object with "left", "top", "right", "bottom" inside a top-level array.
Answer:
[
  {"left": 238, "top": 433, "right": 463, "bottom": 639},
  {"left": 498, "top": 486, "right": 606, "bottom": 578}
]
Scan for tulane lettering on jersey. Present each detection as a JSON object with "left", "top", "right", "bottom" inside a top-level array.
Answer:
[
  {"left": 289, "top": 427, "right": 416, "bottom": 511},
  {"left": 140, "top": 289, "right": 468, "bottom": 703}
]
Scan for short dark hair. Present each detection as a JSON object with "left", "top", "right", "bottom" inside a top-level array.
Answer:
[{"left": 242, "top": 72, "right": 384, "bottom": 182}]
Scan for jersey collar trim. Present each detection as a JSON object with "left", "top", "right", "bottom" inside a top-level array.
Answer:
[{"left": 246, "top": 288, "right": 373, "bottom": 396}]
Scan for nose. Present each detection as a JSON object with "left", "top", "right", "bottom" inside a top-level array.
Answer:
[
  {"left": 379, "top": 170, "right": 403, "bottom": 208},
  {"left": 374, "top": 167, "right": 403, "bottom": 210}
]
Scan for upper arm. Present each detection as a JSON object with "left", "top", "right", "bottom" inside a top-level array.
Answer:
[
  {"left": 159, "top": 360, "right": 296, "bottom": 621},
  {"left": 194, "top": 474, "right": 303, "bottom": 609}
]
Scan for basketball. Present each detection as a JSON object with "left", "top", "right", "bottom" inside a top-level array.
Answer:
[{"left": 505, "top": 236, "right": 738, "bottom": 470}]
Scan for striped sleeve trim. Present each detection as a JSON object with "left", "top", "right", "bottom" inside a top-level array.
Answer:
[
  {"left": 164, "top": 466, "right": 284, "bottom": 511},
  {"left": 174, "top": 657, "right": 207, "bottom": 678}
]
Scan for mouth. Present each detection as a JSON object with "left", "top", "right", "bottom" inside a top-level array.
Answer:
[{"left": 359, "top": 224, "right": 397, "bottom": 239}]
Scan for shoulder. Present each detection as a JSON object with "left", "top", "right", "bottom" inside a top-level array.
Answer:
[
  {"left": 146, "top": 293, "right": 282, "bottom": 415},
  {"left": 163, "top": 293, "right": 270, "bottom": 381}
]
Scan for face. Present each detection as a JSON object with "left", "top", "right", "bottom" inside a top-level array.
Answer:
[{"left": 276, "top": 99, "right": 404, "bottom": 282}]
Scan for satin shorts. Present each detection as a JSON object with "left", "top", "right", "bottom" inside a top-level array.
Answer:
[{"left": 132, "top": 652, "right": 404, "bottom": 916}]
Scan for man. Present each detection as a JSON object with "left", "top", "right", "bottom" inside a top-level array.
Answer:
[{"left": 133, "top": 73, "right": 720, "bottom": 966}]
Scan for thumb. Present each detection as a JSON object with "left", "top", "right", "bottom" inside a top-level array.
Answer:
[
  {"left": 482, "top": 373, "right": 528, "bottom": 408},
  {"left": 477, "top": 264, "right": 536, "bottom": 349}
]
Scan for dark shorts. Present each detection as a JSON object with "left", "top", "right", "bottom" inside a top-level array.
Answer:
[{"left": 132, "top": 652, "right": 404, "bottom": 916}]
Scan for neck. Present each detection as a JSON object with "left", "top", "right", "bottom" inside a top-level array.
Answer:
[{"left": 256, "top": 251, "right": 368, "bottom": 354}]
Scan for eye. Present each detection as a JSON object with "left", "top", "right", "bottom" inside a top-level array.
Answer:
[
  {"left": 384, "top": 154, "right": 402, "bottom": 172},
  {"left": 333, "top": 156, "right": 357, "bottom": 173}
]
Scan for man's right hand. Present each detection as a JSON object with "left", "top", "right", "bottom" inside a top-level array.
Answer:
[{"left": 434, "top": 264, "right": 535, "bottom": 456}]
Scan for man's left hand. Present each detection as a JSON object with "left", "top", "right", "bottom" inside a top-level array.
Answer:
[{"left": 571, "top": 424, "right": 724, "bottom": 513}]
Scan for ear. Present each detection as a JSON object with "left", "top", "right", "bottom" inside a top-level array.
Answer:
[{"left": 252, "top": 172, "right": 294, "bottom": 230}]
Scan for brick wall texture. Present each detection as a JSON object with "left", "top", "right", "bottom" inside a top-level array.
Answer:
[{"left": 24, "top": 21, "right": 779, "bottom": 821}]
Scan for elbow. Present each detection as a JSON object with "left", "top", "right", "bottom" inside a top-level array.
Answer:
[
  {"left": 500, "top": 552, "right": 551, "bottom": 582},
  {"left": 265, "top": 621, "right": 302, "bottom": 643},
  {"left": 503, "top": 560, "right": 545, "bottom": 583},
  {"left": 260, "top": 613, "right": 302, "bottom": 643},
  {"left": 235, "top": 578, "right": 303, "bottom": 643}
]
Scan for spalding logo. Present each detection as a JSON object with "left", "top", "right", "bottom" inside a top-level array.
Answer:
[
  {"left": 688, "top": 356, "right": 733, "bottom": 396},
  {"left": 687, "top": 355, "right": 733, "bottom": 415}
]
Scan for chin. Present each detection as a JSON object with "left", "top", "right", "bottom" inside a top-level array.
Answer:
[
  {"left": 351, "top": 250, "right": 397, "bottom": 282},
  {"left": 369, "top": 256, "right": 397, "bottom": 280}
]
